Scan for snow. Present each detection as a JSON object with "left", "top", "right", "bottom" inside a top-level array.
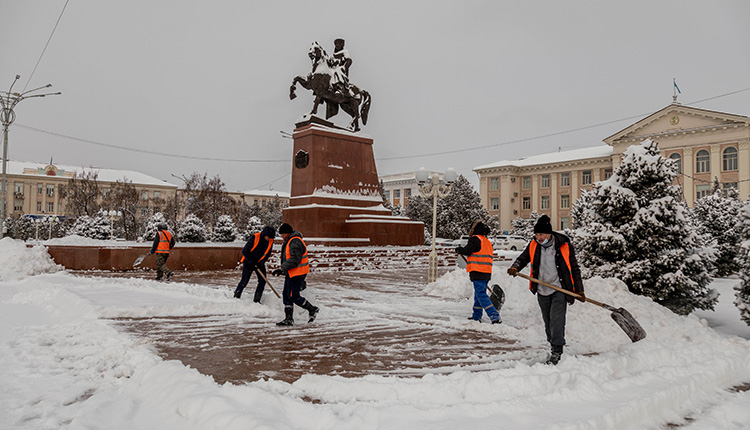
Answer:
[
  {"left": 474, "top": 145, "right": 614, "bottom": 170},
  {"left": 2, "top": 239, "right": 750, "bottom": 429}
]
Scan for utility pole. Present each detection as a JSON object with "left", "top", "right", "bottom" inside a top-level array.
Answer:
[{"left": 1, "top": 75, "right": 61, "bottom": 238}]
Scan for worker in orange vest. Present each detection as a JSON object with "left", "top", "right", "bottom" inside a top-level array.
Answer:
[
  {"left": 507, "top": 214, "right": 585, "bottom": 365},
  {"left": 455, "top": 220, "right": 501, "bottom": 324},
  {"left": 149, "top": 223, "right": 175, "bottom": 281},
  {"left": 234, "top": 226, "right": 276, "bottom": 302},
  {"left": 272, "top": 223, "right": 319, "bottom": 326}
]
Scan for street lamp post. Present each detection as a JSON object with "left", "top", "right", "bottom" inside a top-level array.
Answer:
[
  {"left": 108, "top": 210, "right": 122, "bottom": 240},
  {"left": 1, "top": 75, "right": 61, "bottom": 238},
  {"left": 417, "top": 167, "right": 458, "bottom": 283}
]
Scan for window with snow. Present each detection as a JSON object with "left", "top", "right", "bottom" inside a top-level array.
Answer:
[
  {"left": 723, "top": 147, "right": 738, "bottom": 171},
  {"left": 695, "top": 150, "right": 710, "bottom": 173}
]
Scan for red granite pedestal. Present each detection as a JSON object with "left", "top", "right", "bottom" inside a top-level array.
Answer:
[{"left": 282, "top": 118, "right": 423, "bottom": 246}]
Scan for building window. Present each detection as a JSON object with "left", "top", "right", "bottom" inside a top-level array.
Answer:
[
  {"left": 404, "top": 188, "right": 411, "bottom": 205},
  {"left": 669, "top": 152, "right": 682, "bottom": 174},
  {"left": 604, "top": 169, "right": 613, "bottom": 180},
  {"left": 560, "top": 195, "right": 570, "bottom": 209},
  {"left": 541, "top": 196, "right": 550, "bottom": 210},
  {"left": 102, "top": 188, "right": 110, "bottom": 199},
  {"left": 140, "top": 190, "right": 148, "bottom": 200},
  {"left": 560, "top": 172, "right": 570, "bottom": 187},
  {"left": 696, "top": 184, "right": 710, "bottom": 199},
  {"left": 560, "top": 217, "right": 570, "bottom": 230},
  {"left": 522, "top": 176, "right": 531, "bottom": 190},
  {"left": 490, "top": 197, "right": 499, "bottom": 211},
  {"left": 695, "top": 150, "right": 710, "bottom": 173},
  {"left": 14, "top": 182, "right": 23, "bottom": 194},
  {"left": 522, "top": 197, "right": 531, "bottom": 210},
  {"left": 47, "top": 202, "right": 54, "bottom": 213},
  {"left": 393, "top": 189, "right": 400, "bottom": 206},
  {"left": 37, "top": 183, "right": 43, "bottom": 195},
  {"left": 37, "top": 202, "right": 42, "bottom": 212},
  {"left": 541, "top": 175, "right": 550, "bottom": 188},
  {"left": 14, "top": 200, "right": 22, "bottom": 211},
  {"left": 723, "top": 147, "right": 738, "bottom": 171},
  {"left": 490, "top": 177, "right": 499, "bottom": 191},
  {"left": 582, "top": 170, "right": 592, "bottom": 185},
  {"left": 154, "top": 191, "right": 161, "bottom": 199},
  {"left": 253, "top": 199, "right": 259, "bottom": 206},
  {"left": 723, "top": 182, "right": 738, "bottom": 191},
  {"left": 46, "top": 184, "right": 54, "bottom": 197}
]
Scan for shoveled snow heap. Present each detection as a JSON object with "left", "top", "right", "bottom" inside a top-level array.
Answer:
[{"left": 1, "top": 238, "right": 749, "bottom": 429}]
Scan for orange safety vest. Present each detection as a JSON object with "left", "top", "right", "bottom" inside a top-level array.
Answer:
[
  {"left": 285, "top": 236, "right": 309, "bottom": 278},
  {"left": 466, "top": 235, "right": 493, "bottom": 273},
  {"left": 156, "top": 230, "right": 172, "bottom": 254},
  {"left": 240, "top": 232, "right": 273, "bottom": 263},
  {"left": 528, "top": 240, "right": 574, "bottom": 290}
]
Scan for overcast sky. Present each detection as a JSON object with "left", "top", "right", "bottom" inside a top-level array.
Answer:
[{"left": 2, "top": 1, "right": 749, "bottom": 193}]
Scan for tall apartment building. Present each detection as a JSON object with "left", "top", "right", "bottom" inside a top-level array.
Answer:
[{"left": 474, "top": 103, "right": 750, "bottom": 232}]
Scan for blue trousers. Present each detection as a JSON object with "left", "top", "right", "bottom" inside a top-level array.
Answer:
[
  {"left": 282, "top": 274, "right": 310, "bottom": 309},
  {"left": 472, "top": 279, "right": 500, "bottom": 322}
]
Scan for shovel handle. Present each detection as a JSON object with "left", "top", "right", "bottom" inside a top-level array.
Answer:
[
  {"left": 515, "top": 272, "right": 615, "bottom": 311},
  {"left": 254, "top": 267, "right": 281, "bottom": 299}
]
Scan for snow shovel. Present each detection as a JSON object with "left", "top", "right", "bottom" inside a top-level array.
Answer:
[
  {"left": 459, "top": 255, "right": 505, "bottom": 311},
  {"left": 133, "top": 253, "right": 149, "bottom": 267},
  {"left": 515, "top": 272, "right": 647, "bottom": 343},
  {"left": 254, "top": 267, "right": 281, "bottom": 299}
]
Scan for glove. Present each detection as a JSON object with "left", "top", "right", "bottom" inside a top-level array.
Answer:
[
  {"left": 576, "top": 291, "right": 586, "bottom": 302},
  {"left": 148, "top": 251, "right": 153, "bottom": 256},
  {"left": 507, "top": 267, "right": 518, "bottom": 277},
  {"left": 454, "top": 247, "right": 462, "bottom": 254},
  {"left": 272, "top": 269, "right": 284, "bottom": 277}
]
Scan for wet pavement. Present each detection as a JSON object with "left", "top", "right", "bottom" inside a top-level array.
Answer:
[{"left": 88, "top": 268, "right": 520, "bottom": 384}]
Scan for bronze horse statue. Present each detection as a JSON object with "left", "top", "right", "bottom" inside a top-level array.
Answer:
[{"left": 290, "top": 42, "right": 371, "bottom": 131}]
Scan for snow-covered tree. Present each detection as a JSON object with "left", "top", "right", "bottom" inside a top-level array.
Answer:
[
  {"left": 692, "top": 178, "right": 744, "bottom": 276},
  {"left": 510, "top": 211, "right": 541, "bottom": 240},
  {"left": 178, "top": 213, "right": 207, "bottom": 243},
  {"left": 142, "top": 212, "right": 168, "bottom": 241},
  {"left": 244, "top": 216, "right": 264, "bottom": 240},
  {"left": 213, "top": 215, "right": 237, "bottom": 242},
  {"left": 69, "top": 211, "right": 111, "bottom": 240},
  {"left": 574, "top": 139, "right": 716, "bottom": 315},
  {"left": 734, "top": 202, "right": 750, "bottom": 326}
]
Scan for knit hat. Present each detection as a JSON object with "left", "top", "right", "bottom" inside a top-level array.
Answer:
[
  {"left": 533, "top": 215, "right": 553, "bottom": 234},
  {"left": 470, "top": 221, "right": 490, "bottom": 236},
  {"left": 278, "top": 223, "right": 293, "bottom": 234},
  {"left": 261, "top": 226, "right": 276, "bottom": 239}
]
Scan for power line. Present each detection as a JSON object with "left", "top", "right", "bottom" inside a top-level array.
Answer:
[
  {"left": 23, "top": 0, "right": 70, "bottom": 92},
  {"left": 16, "top": 123, "right": 288, "bottom": 163},
  {"left": 253, "top": 171, "right": 292, "bottom": 190}
]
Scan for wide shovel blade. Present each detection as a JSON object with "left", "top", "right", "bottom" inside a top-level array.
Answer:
[
  {"left": 489, "top": 284, "right": 505, "bottom": 312},
  {"left": 516, "top": 272, "right": 646, "bottom": 343},
  {"left": 133, "top": 253, "right": 148, "bottom": 267}
]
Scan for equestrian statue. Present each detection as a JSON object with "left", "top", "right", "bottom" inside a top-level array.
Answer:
[{"left": 290, "top": 39, "right": 371, "bottom": 132}]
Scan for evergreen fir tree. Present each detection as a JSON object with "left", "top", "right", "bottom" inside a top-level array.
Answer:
[
  {"left": 244, "top": 216, "right": 264, "bottom": 240},
  {"left": 178, "top": 213, "right": 207, "bottom": 243},
  {"left": 692, "top": 178, "right": 743, "bottom": 276},
  {"left": 69, "top": 212, "right": 111, "bottom": 240},
  {"left": 143, "top": 212, "right": 168, "bottom": 241},
  {"left": 734, "top": 202, "right": 750, "bottom": 326},
  {"left": 435, "top": 175, "right": 496, "bottom": 239},
  {"left": 510, "top": 211, "right": 541, "bottom": 240},
  {"left": 213, "top": 215, "right": 238, "bottom": 242},
  {"left": 574, "top": 139, "right": 716, "bottom": 315}
]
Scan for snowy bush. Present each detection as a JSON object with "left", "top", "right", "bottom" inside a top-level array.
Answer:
[
  {"left": 510, "top": 211, "right": 541, "bottom": 239},
  {"left": 142, "top": 212, "right": 168, "bottom": 241},
  {"left": 178, "top": 213, "right": 207, "bottom": 243},
  {"left": 244, "top": 216, "right": 263, "bottom": 240},
  {"left": 213, "top": 215, "right": 237, "bottom": 242},
  {"left": 69, "top": 212, "right": 111, "bottom": 240},
  {"left": 734, "top": 202, "right": 750, "bottom": 326},
  {"left": 692, "top": 179, "right": 743, "bottom": 277},
  {"left": 573, "top": 139, "right": 716, "bottom": 315}
]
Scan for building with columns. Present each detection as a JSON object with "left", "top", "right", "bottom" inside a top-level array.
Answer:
[
  {"left": 379, "top": 171, "right": 443, "bottom": 208},
  {"left": 474, "top": 103, "right": 750, "bottom": 232}
]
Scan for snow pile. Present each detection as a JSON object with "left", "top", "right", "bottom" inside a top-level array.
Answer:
[{"left": 0, "top": 238, "right": 62, "bottom": 281}]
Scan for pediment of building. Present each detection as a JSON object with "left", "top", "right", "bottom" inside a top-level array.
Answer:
[{"left": 604, "top": 104, "right": 749, "bottom": 145}]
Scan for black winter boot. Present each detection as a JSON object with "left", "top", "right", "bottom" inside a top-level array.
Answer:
[
  {"left": 547, "top": 345, "right": 563, "bottom": 365},
  {"left": 252, "top": 289, "right": 263, "bottom": 303},
  {"left": 276, "top": 307, "right": 294, "bottom": 326},
  {"left": 302, "top": 301, "right": 319, "bottom": 323}
]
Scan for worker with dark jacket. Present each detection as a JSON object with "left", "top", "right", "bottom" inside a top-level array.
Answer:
[
  {"left": 272, "top": 223, "right": 319, "bottom": 326},
  {"left": 149, "top": 223, "right": 175, "bottom": 281},
  {"left": 507, "top": 215, "right": 585, "bottom": 365},
  {"left": 455, "top": 221, "right": 501, "bottom": 324},
  {"left": 234, "top": 226, "right": 276, "bottom": 302}
]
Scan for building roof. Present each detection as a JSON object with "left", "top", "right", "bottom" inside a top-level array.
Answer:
[
  {"left": 242, "top": 189, "right": 290, "bottom": 198},
  {"left": 474, "top": 145, "right": 613, "bottom": 171},
  {"left": 5, "top": 159, "right": 178, "bottom": 187}
]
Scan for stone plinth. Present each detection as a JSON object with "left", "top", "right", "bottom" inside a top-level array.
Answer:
[{"left": 283, "top": 120, "right": 423, "bottom": 246}]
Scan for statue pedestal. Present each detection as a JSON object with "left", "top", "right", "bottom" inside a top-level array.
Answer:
[{"left": 282, "top": 119, "right": 423, "bottom": 246}]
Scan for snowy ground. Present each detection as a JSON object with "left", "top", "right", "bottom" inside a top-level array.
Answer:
[{"left": 2, "top": 237, "right": 750, "bottom": 429}]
